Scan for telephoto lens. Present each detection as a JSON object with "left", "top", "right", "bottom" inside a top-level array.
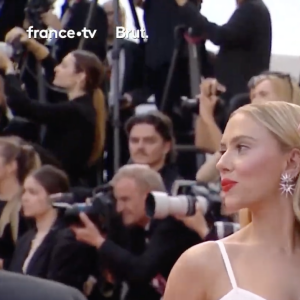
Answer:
[
  {"left": 145, "top": 192, "right": 209, "bottom": 219},
  {"left": 214, "top": 221, "right": 240, "bottom": 239}
]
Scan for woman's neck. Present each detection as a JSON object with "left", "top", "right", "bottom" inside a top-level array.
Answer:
[
  {"left": 0, "top": 177, "right": 21, "bottom": 201},
  {"left": 67, "top": 89, "right": 86, "bottom": 101},
  {"left": 35, "top": 209, "right": 58, "bottom": 235},
  {"left": 248, "top": 195, "right": 300, "bottom": 252}
]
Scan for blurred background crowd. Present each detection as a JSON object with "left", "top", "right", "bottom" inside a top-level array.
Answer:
[{"left": 0, "top": 0, "right": 299, "bottom": 299}]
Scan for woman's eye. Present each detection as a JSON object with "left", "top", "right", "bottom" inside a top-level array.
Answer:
[{"left": 237, "top": 144, "right": 248, "bottom": 152}]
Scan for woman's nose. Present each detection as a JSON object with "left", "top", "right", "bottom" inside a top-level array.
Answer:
[
  {"left": 21, "top": 192, "right": 29, "bottom": 203},
  {"left": 216, "top": 151, "right": 231, "bottom": 173}
]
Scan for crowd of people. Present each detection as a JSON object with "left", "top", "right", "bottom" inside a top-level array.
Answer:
[{"left": 0, "top": 0, "right": 300, "bottom": 300}]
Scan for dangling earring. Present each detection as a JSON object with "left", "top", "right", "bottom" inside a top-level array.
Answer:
[{"left": 280, "top": 173, "right": 295, "bottom": 196}]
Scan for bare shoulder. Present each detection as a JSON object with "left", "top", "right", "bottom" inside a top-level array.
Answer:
[
  {"left": 179, "top": 241, "right": 220, "bottom": 268},
  {"left": 164, "top": 242, "right": 221, "bottom": 300}
]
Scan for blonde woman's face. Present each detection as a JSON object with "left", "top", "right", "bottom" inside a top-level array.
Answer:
[
  {"left": 216, "top": 113, "right": 285, "bottom": 213},
  {"left": 251, "top": 79, "right": 281, "bottom": 104}
]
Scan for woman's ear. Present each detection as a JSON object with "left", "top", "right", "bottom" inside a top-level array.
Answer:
[
  {"left": 284, "top": 148, "right": 300, "bottom": 178},
  {"left": 77, "top": 72, "right": 86, "bottom": 88}
]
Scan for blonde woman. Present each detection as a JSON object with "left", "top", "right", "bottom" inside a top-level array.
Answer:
[
  {"left": 0, "top": 137, "right": 40, "bottom": 268},
  {"left": 196, "top": 73, "right": 300, "bottom": 153},
  {"left": 195, "top": 73, "right": 300, "bottom": 226},
  {"left": 249, "top": 71, "right": 300, "bottom": 104},
  {"left": 240, "top": 72, "right": 300, "bottom": 227},
  {"left": 165, "top": 101, "right": 300, "bottom": 300}
]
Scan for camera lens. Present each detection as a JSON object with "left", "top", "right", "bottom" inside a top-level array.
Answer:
[{"left": 145, "top": 193, "right": 156, "bottom": 218}]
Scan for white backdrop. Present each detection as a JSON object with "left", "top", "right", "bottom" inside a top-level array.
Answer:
[
  {"left": 201, "top": 0, "right": 300, "bottom": 56},
  {"left": 54, "top": 0, "right": 300, "bottom": 77}
]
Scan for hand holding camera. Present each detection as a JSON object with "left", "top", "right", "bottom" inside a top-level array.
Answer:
[
  {"left": 5, "top": 27, "right": 49, "bottom": 61},
  {"left": 198, "top": 78, "right": 226, "bottom": 123},
  {"left": 50, "top": 185, "right": 115, "bottom": 248},
  {"left": 5, "top": 27, "right": 29, "bottom": 45},
  {"left": 176, "top": 208, "right": 209, "bottom": 238},
  {"left": 71, "top": 212, "right": 105, "bottom": 249}
]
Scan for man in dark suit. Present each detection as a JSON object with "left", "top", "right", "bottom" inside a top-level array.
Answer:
[
  {"left": 0, "top": 270, "right": 87, "bottom": 300},
  {"left": 72, "top": 164, "right": 201, "bottom": 300},
  {"left": 177, "top": 0, "right": 272, "bottom": 101}
]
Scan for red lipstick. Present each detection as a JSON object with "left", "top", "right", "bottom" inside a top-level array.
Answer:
[{"left": 221, "top": 179, "right": 237, "bottom": 192}]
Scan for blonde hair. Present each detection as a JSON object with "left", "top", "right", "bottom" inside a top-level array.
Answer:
[
  {"left": 250, "top": 74, "right": 300, "bottom": 105},
  {"left": 103, "top": 0, "right": 126, "bottom": 27},
  {"left": 241, "top": 75, "right": 300, "bottom": 227},
  {"left": 111, "top": 164, "right": 166, "bottom": 192},
  {"left": 0, "top": 138, "right": 41, "bottom": 242},
  {"left": 233, "top": 102, "right": 300, "bottom": 226}
]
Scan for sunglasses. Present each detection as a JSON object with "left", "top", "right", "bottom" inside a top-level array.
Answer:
[{"left": 248, "top": 71, "right": 294, "bottom": 99}]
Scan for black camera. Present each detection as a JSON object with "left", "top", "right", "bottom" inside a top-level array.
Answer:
[
  {"left": 0, "top": 36, "right": 25, "bottom": 63},
  {"left": 181, "top": 91, "right": 227, "bottom": 126},
  {"left": 145, "top": 180, "right": 222, "bottom": 225},
  {"left": 25, "top": 0, "right": 55, "bottom": 30},
  {"left": 51, "top": 185, "right": 115, "bottom": 233}
]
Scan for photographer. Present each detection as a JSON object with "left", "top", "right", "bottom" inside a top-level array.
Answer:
[
  {"left": 177, "top": 0, "right": 272, "bottom": 100},
  {"left": 196, "top": 73, "right": 300, "bottom": 153},
  {"left": 0, "top": 33, "right": 106, "bottom": 185},
  {"left": 195, "top": 78, "right": 226, "bottom": 153},
  {"left": 72, "top": 164, "right": 200, "bottom": 300}
]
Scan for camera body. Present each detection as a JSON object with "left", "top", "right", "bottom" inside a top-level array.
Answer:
[
  {"left": 0, "top": 37, "right": 24, "bottom": 61},
  {"left": 181, "top": 92, "right": 227, "bottom": 129},
  {"left": 52, "top": 185, "right": 115, "bottom": 233},
  {"left": 25, "top": 0, "right": 55, "bottom": 30}
]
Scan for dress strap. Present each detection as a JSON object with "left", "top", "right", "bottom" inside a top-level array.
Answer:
[{"left": 216, "top": 241, "right": 238, "bottom": 289}]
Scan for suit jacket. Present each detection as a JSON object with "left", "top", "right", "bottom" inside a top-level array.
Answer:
[
  {"left": 0, "top": 212, "right": 30, "bottom": 267},
  {"left": 180, "top": 0, "right": 272, "bottom": 100},
  {"left": 5, "top": 74, "right": 96, "bottom": 185},
  {"left": 55, "top": 0, "right": 108, "bottom": 62},
  {"left": 98, "top": 217, "right": 201, "bottom": 300},
  {"left": 8, "top": 219, "right": 96, "bottom": 292},
  {"left": 0, "top": 270, "right": 87, "bottom": 300},
  {"left": 119, "top": 40, "right": 145, "bottom": 95}
]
